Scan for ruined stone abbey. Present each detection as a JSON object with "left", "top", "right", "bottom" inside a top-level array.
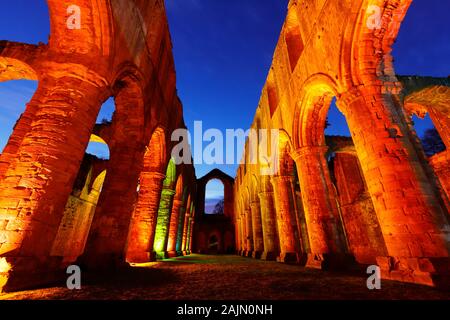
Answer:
[{"left": 0, "top": 0, "right": 449, "bottom": 294}]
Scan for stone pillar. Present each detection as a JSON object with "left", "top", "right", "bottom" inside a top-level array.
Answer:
[
  {"left": 167, "top": 198, "right": 184, "bottom": 257},
  {"left": 126, "top": 172, "right": 165, "bottom": 263},
  {"left": 250, "top": 200, "right": 264, "bottom": 258},
  {"left": 271, "top": 175, "right": 301, "bottom": 263},
  {"left": 244, "top": 208, "right": 254, "bottom": 257},
  {"left": 181, "top": 210, "right": 190, "bottom": 255},
  {"left": 0, "top": 72, "right": 106, "bottom": 293},
  {"left": 80, "top": 135, "right": 145, "bottom": 269},
  {"left": 239, "top": 213, "right": 247, "bottom": 256},
  {"left": 176, "top": 199, "right": 190, "bottom": 255},
  {"left": 187, "top": 214, "right": 195, "bottom": 253},
  {"left": 236, "top": 215, "right": 242, "bottom": 254},
  {"left": 153, "top": 187, "right": 176, "bottom": 259},
  {"left": 339, "top": 87, "right": 450, "bottom": 286},
  {"left": 258, "top": 191, "right": 279, "bottom": 261},
  {"left": 291, "top": 146, "right": 346, "bottom": 269}
]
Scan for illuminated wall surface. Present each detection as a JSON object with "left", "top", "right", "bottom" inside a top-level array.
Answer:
[{"left": 0, "top": 0, "right": 449, "bottom": 294}]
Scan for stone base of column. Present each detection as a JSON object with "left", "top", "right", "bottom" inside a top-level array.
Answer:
[
  {"left": 245, "top": 251, "right": 253, "bottom": 258},
  {"left": 182, "top": 250, "right": 191, "bottom": 256},
  {"left": 305, "top": 253, "right": 356, "bottom": 270},
  {"left": 176, "top": 251, "right": 184, "bottom": 256},
  {"left": 261, "top": 251, "right": 277, "bottom": 261},
  {"left": 156, "top": 252, "right": 169, "bottom": 260},
  {"left": 377, "top": 256, "right": 450, "bottom": 288},
  {"left": 167, "top": 251, "right": 179, "bottom": 258},
  {"left": 277, "top": 252, "right": 299, "bottom": 264},
  {"left": 239, "top": 250, "right": 246, "bottom": 257},
  {"left": 0, "top": 256, "right": 65, "bottom": 293},
  {"left": 252, "top": 251, "right": 262, "bottom": 259},
  {"left": 127, "top": 251, "right": 157, "bottom": 264}
]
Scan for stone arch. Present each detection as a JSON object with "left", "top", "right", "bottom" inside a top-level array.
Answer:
[
  {"left": 341, "top": 0, "right": 411, "bottom": 88},
  {"left": 196, "top": 169, "right": 234, "bottom": 219},
  {"left": 193, "top": 169, "right": 236, "bottom": 255},
  {"left": 0, "top": 57, "right": 38, "bottom": 82},
  {"left": 293, "top": 74, "right": 339, "bottom": 149},
  {"left": 143, "top": 126, "right": 167, "bottom": 173}
]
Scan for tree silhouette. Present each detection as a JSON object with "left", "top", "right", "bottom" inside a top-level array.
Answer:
[
  {"left": 421, "top": 128, "right": 445, "bottom": 157},
  {"left": 213, "top": 199, "right": 224, "bottom": 214}
]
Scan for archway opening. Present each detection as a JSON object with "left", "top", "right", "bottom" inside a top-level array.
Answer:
[
  {"left": 0, "top": 79, "right": 37, "bottom": 153},
  {"left": 205, "top": 179, "right": 225, "bottom": 215},
  {"left": 50, "top": 98, "right": 114, "bottom": 263},
  {"left": 411, "top": 113, "right": 446, "bottom": 157}
]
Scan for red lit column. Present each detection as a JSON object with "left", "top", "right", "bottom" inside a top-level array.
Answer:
[
  {"left": 181, "top": 209, "right": 190, "bottom": 255},
  {"left": 0, "top": 71, "right": 106, "bottom": 292},
  {"left": 126, "top": 172, "right": 165, "bottom": 263},
  {"left": 258, "top": 191, "right": 279, "bottom": 261},
  {"left": 167, "top": 198, "right": 184, "bottom": 257},
  {"left": 250, "top": 200, "right": 264, "bottom": 258},
  {"left": 339, "top": 87, "right": 449, "bottom": 286},
  {"left": 291, "top": 146, "right": 344, "bottom": 269},
  {"left": 271, "top": 175, "right": 301, "bottom": 263},
  {"left": 186, "top": 206, "right": 196, "bottom": 253},
  {"left": 244, "top": 208, "right": 253, "bottom": 256}
]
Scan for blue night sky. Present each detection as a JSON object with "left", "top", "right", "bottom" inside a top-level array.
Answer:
[{"left": 0, "top": 1, "right": 449, "bottom": 204}]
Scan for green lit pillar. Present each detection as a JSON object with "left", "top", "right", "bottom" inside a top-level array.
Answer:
[
  {"left": 153, "top": 187, "right": 176, "bottom": 258},
  {"left": 176, "top": 198, "right": 192, "bottom": 254},
  {"left": 153, "top": 159, "right": 177, "bottom": 259}
]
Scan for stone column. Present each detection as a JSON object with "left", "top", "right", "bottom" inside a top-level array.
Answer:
[
  {"left": 181, "top": 210, "right": 190, "bottom": 255},
  {"left": 0, "top": 71, "right": 106, "bottom": 293},
  {"left": 244, "top": 208, "right": 254, "bottom": 257},
  {"left": 126, "top": 172, "right": 165, "bottom": 263},
  {"left": 239, "top": 212, "right": 247, "bottom": 256},
  {"left": 339, "top": 87, "right": 450, "bottom": 286},
  {"left": 176, "top": 199, "right": 190, "bottom": 255},
  {"left": 187, "top": 215, "right": 195, "bottom": 253},
  {"left": 271, "top": 175, "right": 301, "bottom": 263},
  {"left": 153, "top": 187, "right": 176, "bottom": 259},
  {"left": 166, "top": 197, "right": 184, "bottom": 257},
  {"left": 258, "top": 191, "right": 279, "bottom": 261},
  {"left": 250, "top": 200, "right": 264, "bottom": 258},
  {"left": 291, "top": 146, "right": 344, "bottom": 269},
  {"left": 80, "top": 138, "right": 145, "bottom": 269}
]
